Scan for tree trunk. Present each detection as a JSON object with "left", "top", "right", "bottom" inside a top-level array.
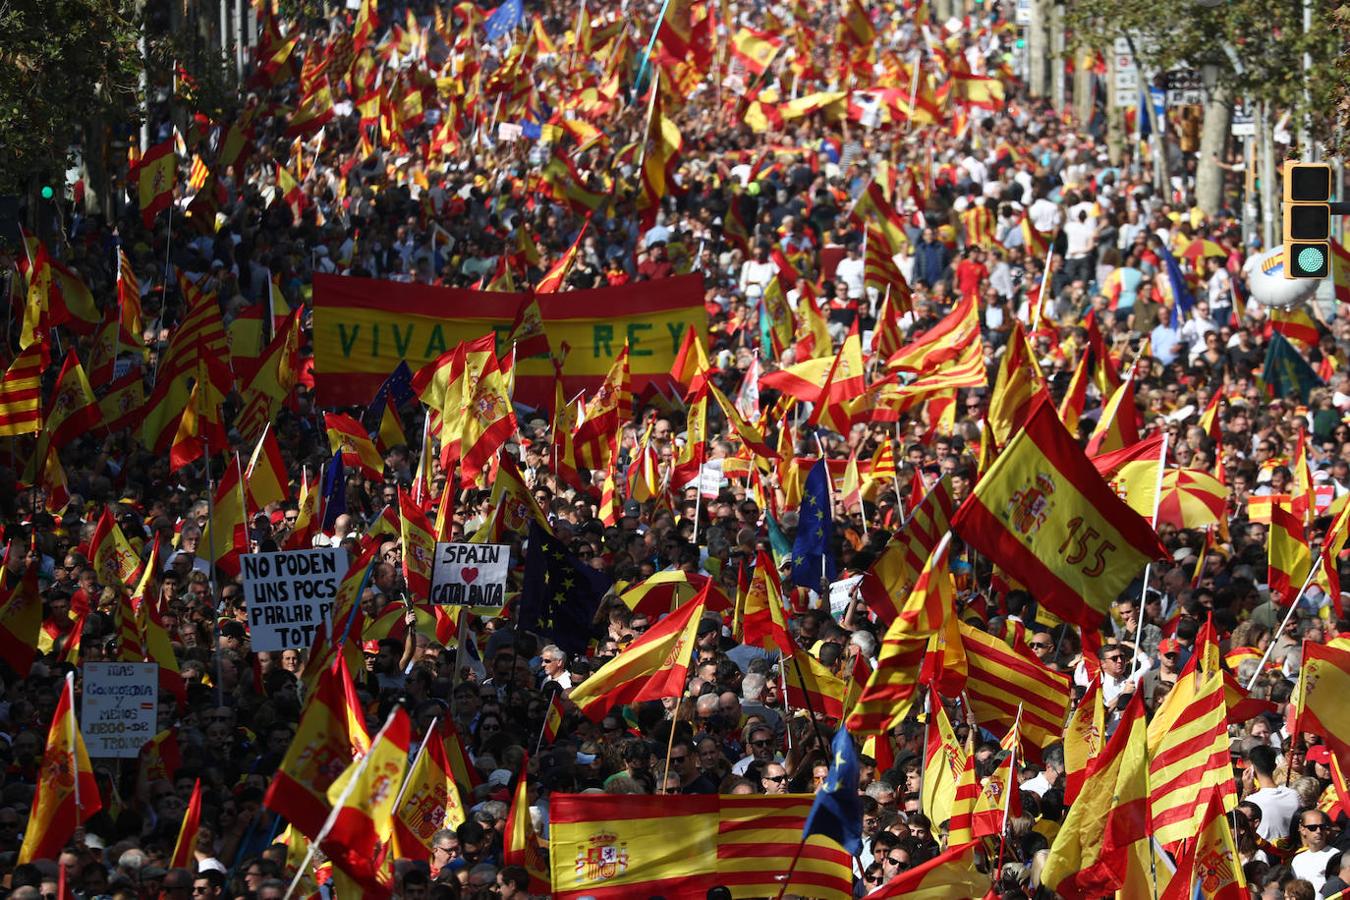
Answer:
[
  {"left": 1028, "top": 0, "right": 1052, "bottom": 98},
  {"left": 1195, "top": 85, "right": 1232, "bottom": 216},
  {"left": 1073, "top": 47, "right": 1094, "bottom": 127}
]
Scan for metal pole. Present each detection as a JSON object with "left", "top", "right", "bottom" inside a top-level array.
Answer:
[
  {"left": 1260, "top": 101, "right": 1277, "bottom": 249},
  {"left": 1245, "top": 564, "right": 1319, "bottom": 691}
]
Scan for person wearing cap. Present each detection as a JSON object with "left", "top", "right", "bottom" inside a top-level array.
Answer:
[{"left": 1141, "top": 637, "right": 1185, "bottom": 701}]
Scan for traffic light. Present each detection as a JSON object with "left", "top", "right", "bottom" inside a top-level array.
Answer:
[{"left": 1282, "top": 160, "right": 1333, "bottom": 279}]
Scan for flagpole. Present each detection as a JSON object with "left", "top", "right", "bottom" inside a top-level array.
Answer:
[
  {"left": 633, "top": 0, "right": 675, "bottom": 102},
  {"left": 393, "top": 717, "right": 437, "bottom": 813},
  {"left": 282, "top": 707, "right": 402, "bottom": 900},
  {"left": 994, "top": 705, "right": 1022, "bottom": 873},
  {"left": 1130, "top": 432, "right": 1169, "bottom": 676},
  {"left": 1246, "top": 564, "right": 1320, "bottom": 690},
  {"left": 65, "top": 672, "right": 80, "bottom": 815},
  {"left": 636, "top": 69, "right": 662, "bottom": 173},
  {"left": 892, "top": 422, "right": 905, "bottom": 521},
  {"left": 660, "top": 692, "right": 683, "bottom": 787},
  {"left": 534, "top": 703, "right": 551, "bottom": 756}
]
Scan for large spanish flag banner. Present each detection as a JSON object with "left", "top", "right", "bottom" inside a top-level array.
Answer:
[
  {"left": 312, "top": 273, "right": 707, "bottom": 408},
  {"left": 549, "top": 793, "right": 853, "bottom": 900},
  {"left": 951, "top": 394, "right": 1166, "bottom": 629},
  {"left": 1295, "top": 638, "right": 1350, "bottom": 762}
]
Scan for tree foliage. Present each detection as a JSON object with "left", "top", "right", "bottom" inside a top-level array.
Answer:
[
  {"left": 1065, "top": 0, "right": 1343, "bottom": 147},
  {"left": 0, "top": 0, "right": 142, "bottom": 193}
]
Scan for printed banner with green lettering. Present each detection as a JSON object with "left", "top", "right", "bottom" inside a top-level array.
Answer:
[{"left": 311, "top": 274, "right": 708, "bottom": 408}]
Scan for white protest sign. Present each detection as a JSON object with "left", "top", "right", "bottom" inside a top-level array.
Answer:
[
  {"left": 431, "top": 542, "right": 510, "bottom": 606},
  {"left": 828, "top": 574, "right": 863, "bottom": 621},
  {"left": 240, "top": 548, "right": 346, "bottom": 651},
  {"left": 82, "top": 662, "right": 158, "bottom": 758}
]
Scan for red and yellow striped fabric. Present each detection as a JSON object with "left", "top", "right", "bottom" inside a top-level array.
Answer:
[
  {"left": 959, "top": 203, "right": 998, "bottom": 250},
  {"left": 717, "top": 794, "right": 853, "bottom": 899},
  {"left": 885, "top": 293, "right": 979, "bottom": 374},
  {"left": 859, "top": 477, "right": 955, "bottom": 623},
  {"left": 1148, "top": 670, "right": 1234, "bottom": 848},
  {"left": 1246, "top": 492, "right": 1291, "bottom": 525},
  {"left": 1267, "top": 498, "right": 1312, "bottom": 603},
  {"left": 959, "top": 621, "right": 1071, "bottom": 759},
  {"left": 868, "top": 841, "right": 990, "bottom": 898},
  {"left": 846, "top": 537, "right": 954, "bottom": 736},
  {"left": 0, "top": 343, "right": 45, "bottom": 436},
  {"left": 1295, "top": 640, "right": 1350, "bottom": 764}
]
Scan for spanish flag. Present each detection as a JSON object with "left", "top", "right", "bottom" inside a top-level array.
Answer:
[
  {"left": 729, "top": 26, "right": 783, "bottom": 75},
  {"left": 321, "top": 708, "right": 411, "bottom": 894},
  {"left": 1164, "top": 787, "right": 1247, "bottom": 900},
  {"left": 169, "top": 779, "right": 202, "bottom": 869},
  {"left": 920, "top": 687, "right": 965, "bottom": 831},
  {"left": 1267, "top": 497, "right": 1312, "bottom": 604},
  {"left": 1041, "top": 692, "right": 1149, "bottom": 899},
  {"left": 45, "top": 350, "right": 100, "bottom": 449},
  {"left": 739, "top": 549, "right": 793, "bottom": 652},
  {"left": 952, "top": 394, "right": 1166, "bottom": 630},
  {"left": 503, "top": 757, "right": 550, "bottom": 893},
  {"left": 868, "top": 841, "right": 991, "bottom": 898},
  {"left": 18, "top": 673, "right": 101, "bottom": 863},
  {"left": 399, "top": 487, "right": 436, "bottom": 601},
  {"left": 567, "top": 580, "right": 708, "bottom": 721},
  {"left": 986, "top": 321, "right": 1046, "bottom": 448},
  {"left": 392, "top": 718, "right": 467, "bottom": 861},
  {"left": 325, "top": 411, "right": 385, "bottom": 481},
  {"left": 1294, "top": 639, "right": 1350, "bottom": 763},
  {"left": 1062, "top": 676, "right": 1104, "bottom": 805},
  {"left": 89, "top": 505, "right": 141, "bottom": 588},
  {"left": 244, "top": 426, "right": 290, "bottom": 509},
  {"left": 0, "top": 564, "right": 41, "bottom": 677},
  {"left": 1084, "top": 373, "right": 1140, "bottom": 456},
  {"left": 136, "top": 135, "right": 177, "bottom": 227},
  {"left": 264, "top": 654, "right": 371, "bottom": 840}
]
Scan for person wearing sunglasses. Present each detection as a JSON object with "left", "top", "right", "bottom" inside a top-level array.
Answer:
[
  {"left": 1290, "top": 810, "right": 1337, "bottom": 892},
  {"left": 760, "top": 762, "right": 789, "bottom": 794},
  {"left": 731, "top": 724, "right": 777, "bottom": 775}
]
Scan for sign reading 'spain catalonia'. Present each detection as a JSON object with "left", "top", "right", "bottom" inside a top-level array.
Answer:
[{"left": 311, "top": 273, "right": 708, "bottom": 408}]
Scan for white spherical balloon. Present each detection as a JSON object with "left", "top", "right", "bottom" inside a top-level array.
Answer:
[{"left": 1245, "top": 245, "right": 1320, "bottom": 309}]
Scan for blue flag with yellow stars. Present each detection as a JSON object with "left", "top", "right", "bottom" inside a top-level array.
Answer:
[
  {"left": 802, "top": 726, "right": 862, "bottom": 855},
  {"left": 791, "top": 459, "right": 836, "bottom": 591},
  {"left": 1262, "top": 330, "right": 1323, "bottom": 404},
  {"left": 518, "top": 521, "right": 612, "bottom": 658}
]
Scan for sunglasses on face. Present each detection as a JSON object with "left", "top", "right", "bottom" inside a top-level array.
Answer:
[
  {"left": 750, "top": 739, "right": 773, "bottom": 748},
  {"left": 1301, "top": 822, "right": 1327, "bottom": 832},
  {"left": 763, "top": 774, "right": 787, "bottom": 783},
  {"left": 669, "top": 755, "right": 687, "bottom": 764}
]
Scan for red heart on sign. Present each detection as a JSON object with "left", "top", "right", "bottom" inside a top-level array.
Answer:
[{"left": 461, "top": 567, "right": 479, "bottom": 584}]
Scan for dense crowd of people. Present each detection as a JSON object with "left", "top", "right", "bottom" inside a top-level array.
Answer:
[{"left": 2, "top": 0, "right": 1350, "bottom": 898}]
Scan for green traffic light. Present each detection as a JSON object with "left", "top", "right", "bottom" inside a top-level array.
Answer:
[
  {"left": 1297, "top": 246, "right": 1326, "bottom": 274},
  {"left": 40, "top": 186, "right": 54, "bottom": 200},
  {"left": 1016, "top": 38, "right": 1026, "bottom": 48}
]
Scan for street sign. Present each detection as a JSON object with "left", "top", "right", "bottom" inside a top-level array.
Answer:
[
  {"left": 1015, "top": 0, "right": 1030, "bottom": 25},
  {"left": 1165, "top": 69, "right": 1203, "bottom": 106},
  {"left": 1231, "top": 103, "right": 1255, "bottom": 137}
]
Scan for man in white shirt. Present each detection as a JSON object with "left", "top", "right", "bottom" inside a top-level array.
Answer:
[
  {"left": 538, "top": 644, "right": 573, "bottom": 690},
  {"left": 1290, "top": 809, "right": 1338, "bottom": 893},
  {"left": 1243, "top": 745, "right": 1303, "bottom": 840},
  {"left": 834, "top": 243, "right": 865, "bottom": 300}
]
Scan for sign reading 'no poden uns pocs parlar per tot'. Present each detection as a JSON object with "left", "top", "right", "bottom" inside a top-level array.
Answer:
[
  {"left": 240, "top": 548, "right": 346, "bottom": 651},
  {"left": 430, "top": 542, "right": 510, "bottom": 607}
]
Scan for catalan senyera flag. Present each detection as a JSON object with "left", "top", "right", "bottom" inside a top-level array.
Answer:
[
  {"left": 868, "top": 841, "right": 990, "bottom": 899},
  {"left": 959, "top": 621, "right": 1071, "bottom": 757},
  {"left": 1148, "top": 669, "right": 1234, "bottom": 848},
  {"left": 169, "top": 778, "right": 202, "bottom": 869},
  {"left": 845, "top": 537, "right": 954, "bottom": 736},
  {"left": 1041, "top": 692, "right": 1149, "bottom": 900},
  {"left": 858, "top": 475, "right": 955, "bottom": 624},
  {"left": 567, "top": 582, "right": 707, "bottom": 720},
  {"left": 1294, "top": 640, "right": 1350, "bottom": 762},
  {"left": 549, "top": 793, "right": 853, "bottom": 900},
  {"left": 392, "top": 719, "right": 468, "bottom": 862},
  {"left": 264, "top": 654, "right": 371, "bottom": 840},
  {"left": 325, "top": 412, "right": 385, "bottom": 482},
  {"left": 18, "top": 673, "right": 101, "bottom": 864},
  {"left": 321, "top": 708, "right": 411, "bottom": 895},
  {"left": 136, "top": 136, "right": 177, "bottom": 227},
  {"left": 1161, "top": 786, "right": 1246, "bottom": 900},
  {"left": 951, "top": 394, "right": 1166, "bottom": 630},
  {"left": 1267, "top": 498, "right": 1312, "bottom": 604},
  {"left": 1063, "top": 676, "right": 1104, "bottom": 805},
  {"left": 0, "top": 342, "right": 46, "bottom": 436},
  {"left": 503, "top": 758, "right": 550, "bottom": 894}
]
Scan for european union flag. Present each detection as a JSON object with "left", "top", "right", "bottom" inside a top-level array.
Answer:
[
  {"left": 518, "top": 521, "right": 612, "bottom": 657},
  {"left": 362, "top": 361, "right": 415, "bottom": 433},
  {"left": 802, "top": 726, "right": 862, "bottom": 855},
  {"left": 1262, "top": 331, "right": 1324, "bottom": 404},
  {"left": 1161, "top": 245, "right": 1196, "bottom": 329},
  {"left": 483, "top": 0, "right": 523, "bottom": 41},
  {"left": 320, "top": 453, "right": 346, "bottom": 530},
  {"left": 791, "top": 460, "right": 836, "bottom": 591}
]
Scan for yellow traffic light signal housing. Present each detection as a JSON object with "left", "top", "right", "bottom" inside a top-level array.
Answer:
[{"left": 1283, "top": 161, "right": 1332, "bottom": 279}]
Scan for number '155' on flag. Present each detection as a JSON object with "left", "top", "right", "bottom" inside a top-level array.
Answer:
[{"left": 951, "top": 395, "right": 1165, "bottom": 629}]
